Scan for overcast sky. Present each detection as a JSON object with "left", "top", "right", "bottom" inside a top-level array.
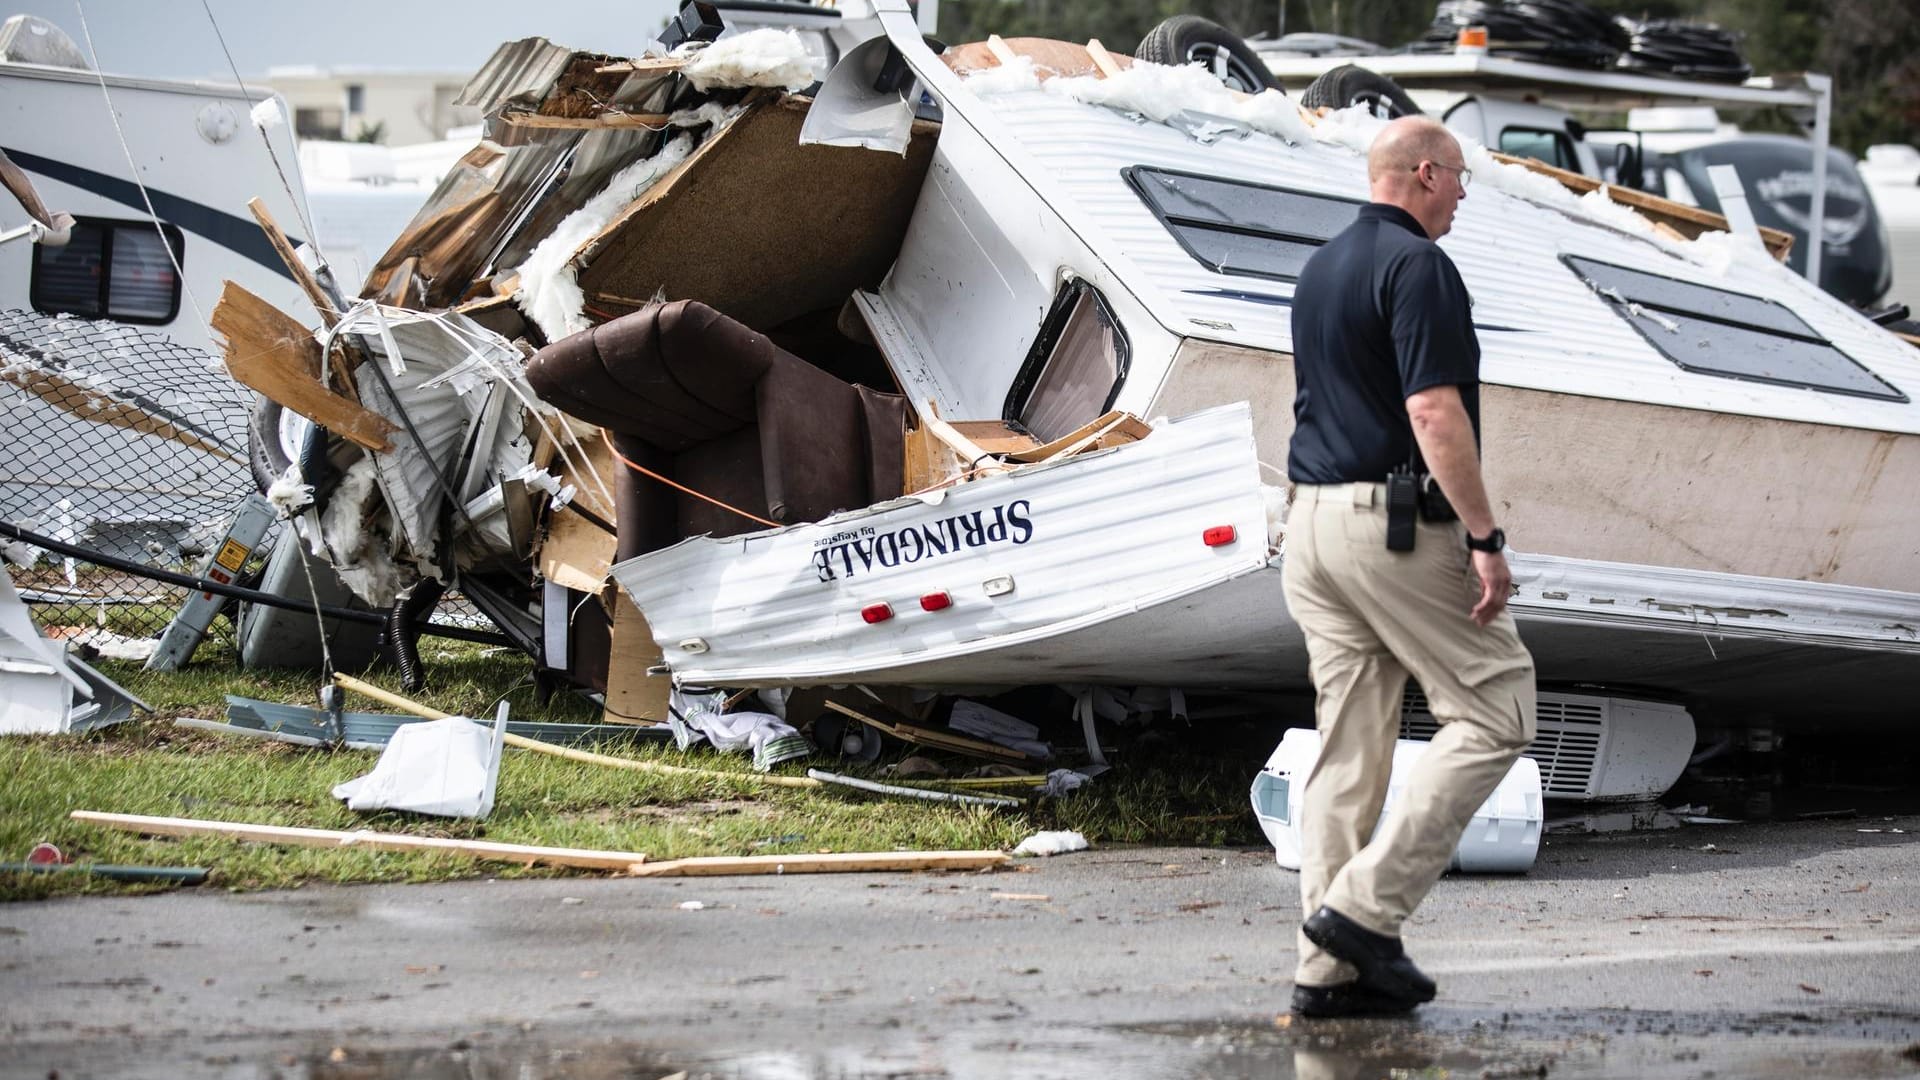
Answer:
[{"left": 11, "top": 0, "right": 683, "bottom": 79}]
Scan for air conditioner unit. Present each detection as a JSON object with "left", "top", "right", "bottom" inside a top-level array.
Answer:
[{"left": 1399, "top": 687, "right": 1695, "bottom": 802}]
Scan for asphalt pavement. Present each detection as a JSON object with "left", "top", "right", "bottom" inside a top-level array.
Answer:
[{"left": 4, "top": 815, "right": 1919, "bottom": 1078}]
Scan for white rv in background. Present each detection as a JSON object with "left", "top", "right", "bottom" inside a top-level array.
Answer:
[
  {"left": 0, "top": 14, "right": 313, "bottom": 351},
  {"left": 0, "top": 14, "right": 317, "bottom": 570}
]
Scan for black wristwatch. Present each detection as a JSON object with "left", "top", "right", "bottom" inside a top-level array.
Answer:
[{"left": 1465, "top": 527, "right": 1506, "bottom": 554}]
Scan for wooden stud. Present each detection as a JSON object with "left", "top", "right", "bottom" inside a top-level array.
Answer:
[
  {"left": 1487, "top": 150, "right": 1794, "bottom": 262},
  {"left": 823, "top": 699, "right": 1035, "bottom": 764},
  {"left": 72, "top": 810, "right": 652, "bottom": 872},
  {"left": 985, "top": 34, "right": 1019, "bottom": 67},
  {"left": 594, "top": 57, "right": 690, "bottom": 76},
  {"left": 498, "top": 110, "right": 673, "bottom": 132},
  {"left": 248, "top": 198, "right": 340, "bottom": 328},
  {"left": 1085, "top": 39, "right": 1123, "bottom": 79},
  {"left": 212, "top": 282, "right": 396, "bottom": 453},
  {"left": 626, "top": 849, "right": 1010, "bottom": 878}
]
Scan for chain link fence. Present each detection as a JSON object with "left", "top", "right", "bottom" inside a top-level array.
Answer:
[
  {"left": 1, "top": 308, "right": 495, "bottom": 664},
  {"left": 0, "top": 308, "right": 270, "bottom": 655}
]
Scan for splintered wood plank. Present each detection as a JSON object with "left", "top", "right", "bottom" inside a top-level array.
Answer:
[
  {"left": 985, "top": 34, "right": 1019, "bottom": 67},
  {"left": 1488, "top": 150, "right": 1794, "bottom": 262},
  {"left": 919, "top": 408, "right": 1013, "bottom": 474},
  {"left": 71, "top": 811, "right": 651, "bottom": 872},
  {"left": 211, "top": 282, "right": 396, "bottom": 453},
  {"left": 823, "top": 698, "right": 1035, "bottom": 764},
  {"left": 626, "top": 850, "right": 1010, "bottom": 877},
  {"left": 947, "top": 421, "right": 1044, "bottom": 456},
  {"left": 498, "top": 110, "right": 672, "bottom": 132},
  {"left": 1006, "top": 411, "right": 1152, "bottom": 463},
  {"left": 247, "top": 197, "right": 339, "bottom": 327}
]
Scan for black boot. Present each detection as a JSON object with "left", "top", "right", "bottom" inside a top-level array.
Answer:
[
  {"left": 1301, "top": 905, "right": 1437, "bottom": 1005},
  {"left": 1290, "top": 981, "right": 1421, "bottom": 1018}
]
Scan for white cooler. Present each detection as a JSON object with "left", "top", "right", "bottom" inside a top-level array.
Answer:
[{"left": 1250, "top": 727, "right": 1543, "bottom": 874}]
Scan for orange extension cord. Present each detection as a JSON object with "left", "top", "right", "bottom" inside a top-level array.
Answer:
[{"left": 611, "top": 446, "right": 783, "bottom": 529}]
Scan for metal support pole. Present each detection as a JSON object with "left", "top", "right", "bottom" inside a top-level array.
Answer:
[{"left": 1805, "top": 73, "right": 1831, "bottom": 288}]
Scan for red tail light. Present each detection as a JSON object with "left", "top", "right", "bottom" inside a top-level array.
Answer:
[
  {"left": 920, "top": 591, "right": 953, "bottom": 611},
  {"left": 861, "top": 603, "right": 894, "bottom": 624},
  {"left": 1203, "top": 525, "right": 1237, "bottom": 547}
]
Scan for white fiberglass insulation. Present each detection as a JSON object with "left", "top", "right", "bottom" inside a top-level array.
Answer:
[
  {"left": 512, "top": 101, "right": 755, "bottom": 342},
  {"left": 266, "top": 467, "right": 315, "bottom": 518},
  {"left": 678, "top": 28, "right": 816, "bottom": 92},
  {"left": 321, "top": 456, "right": 408, "bottom": 607}
]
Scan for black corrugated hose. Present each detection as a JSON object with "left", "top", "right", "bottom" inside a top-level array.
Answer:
[
  {"left": 383, "top": 577, "right": 447, "bottom": 692},
  {"left": 1415, "top": 0, "right": 1749, "bottom": 82}
]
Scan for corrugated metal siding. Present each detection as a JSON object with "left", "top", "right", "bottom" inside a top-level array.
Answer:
[
  {"left": 611, "top": 403, "right": 1271, "bottom": 685},
  {"left": 452, "top": 38, "right": 577, "bottom": 112},
  {"left": 967, "top": 87, "right": 1920, "bottom": 435}
]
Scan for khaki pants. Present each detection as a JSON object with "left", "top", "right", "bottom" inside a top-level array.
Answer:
[{"left": 1281, "top": 482, "right": 1537, "bottom": 987}]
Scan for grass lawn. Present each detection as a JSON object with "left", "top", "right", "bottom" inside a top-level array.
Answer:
[{"left": 2, "top": 640, "right": 1275, "bottom": 901}]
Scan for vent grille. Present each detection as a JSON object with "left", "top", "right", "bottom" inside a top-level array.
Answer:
[{"left": 1400, "top": 687, "right": 1605, "bottom": 799}]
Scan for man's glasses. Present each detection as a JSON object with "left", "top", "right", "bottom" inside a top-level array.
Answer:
[{"left": 1417, "top": 161, "right": 1472, "bottom": 189}]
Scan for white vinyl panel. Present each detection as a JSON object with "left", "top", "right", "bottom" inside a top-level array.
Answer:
[{"left": 612, "top": 403, "right": 1271, "bottom": 684}]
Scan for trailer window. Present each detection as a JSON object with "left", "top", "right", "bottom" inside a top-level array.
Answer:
[
  {"left": 30, "top": 218, "right": 184, "bottom": 325},
  {"left": 1499, "top": 127, "right": 1576, "bottom": 172},
  {"left": 1565, "top": 255, "right": 1907, "bottom": 402},
  {"left": 1005, "top": 279, "right": 1130, "bottom": 442},
  {"left": 1125, "top": 166, "right": 1363, "bottom": 283}
]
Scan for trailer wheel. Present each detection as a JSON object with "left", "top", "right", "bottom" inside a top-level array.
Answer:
[
  {"left": 1299, "top": 63, "right": 1422, "bottom": 119},
  {"left": 247, "top": 395, "right": 319, "bottom": 494},
  {"left": 1134, "top": 16, "right": 1283, "bottom": 94}
]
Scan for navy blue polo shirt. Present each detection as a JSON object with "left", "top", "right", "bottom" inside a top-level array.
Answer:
[{"left": 1287, "top": 203, "right": 1481, "bottom": 484}]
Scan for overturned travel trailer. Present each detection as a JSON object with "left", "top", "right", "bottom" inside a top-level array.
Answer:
[{"left": 236, "top": 4, "right": 1918, "bottom": 798}]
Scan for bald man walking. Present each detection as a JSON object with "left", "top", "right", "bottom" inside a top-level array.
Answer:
[{"left": 1282, "top": 116, "right": 1537, "bottom": 1019}]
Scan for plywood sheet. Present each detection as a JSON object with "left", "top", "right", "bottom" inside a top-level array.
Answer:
[
  {"left": 575, "top": 98, "right": 938, "bottom": 333},
  {"left": 539, "top": 507, "right": 616, "bottom": 594},
  {"left": 603, "top": 588, "right": 669, "bottom": 726}
]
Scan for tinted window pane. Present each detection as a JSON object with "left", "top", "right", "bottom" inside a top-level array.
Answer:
[
  {"left": 1629, "top": 308, "right": 1902, "bottom": 399},
  {"left": 1567, "top": 256, "right": 1814, "bottom": 338},
  {"left": 1170, "top": 225, "right": 1319, "bottom": 281},
  {"left": 1129, "top": 167, "right": 1363, "bottom": 282},
  {"left": 1500, "top": 128, "right": 1572, "bottom": 171},
  {"left": 1020, "top": 289, "right": 1123, "bottom": 442},
  {"left": 31, "top": 222, "right": 106, "bottom": 317},
  {"left": 106, "top": 227, "right": 179, "bottom": 320}
]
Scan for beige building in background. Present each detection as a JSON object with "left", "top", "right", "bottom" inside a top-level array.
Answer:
[{"left": 262, "top": 66, "right": 482, "bottom": 145}]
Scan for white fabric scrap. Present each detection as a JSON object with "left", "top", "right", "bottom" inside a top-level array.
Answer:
[
  {"left": 1038, "top": 768, "right": 1094, "bottom": 798},
  {"left": 266, "top": 465, "right": 315, "bottom": 518},
  {"left": 513, "top": 134, "right": 697, "bottom": 343},
  {"left": 1012, "top": 830, "right": 1090, "bottom": 857},
  {"left": 678, "top": 28, "right": 815, "bottom": 92},
  {"left": 332, "top": 707, "right": 508, "bottom": 819},
  {"left": 249, "top": 98, "right": 284, "bottom": 130}
]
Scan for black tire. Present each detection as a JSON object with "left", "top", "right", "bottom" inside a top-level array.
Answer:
[
  {"left": 1134, "top": 15, "right": 1283, "bottom": 94},
  {"left": 1299, "top": 64, "right": 1422, "bottom": 119},
  {"left": 248, "top": 394, "right": 293, "bottom": 494}
]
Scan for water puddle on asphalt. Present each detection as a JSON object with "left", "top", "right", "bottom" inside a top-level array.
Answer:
[{"left": 25, "top": 1009, "right": 1920, "bottom": 1078}]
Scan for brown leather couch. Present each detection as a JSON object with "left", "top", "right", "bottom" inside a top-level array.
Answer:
[{"left": 527, "top": 300, "right": 906, "bottom": 561}]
